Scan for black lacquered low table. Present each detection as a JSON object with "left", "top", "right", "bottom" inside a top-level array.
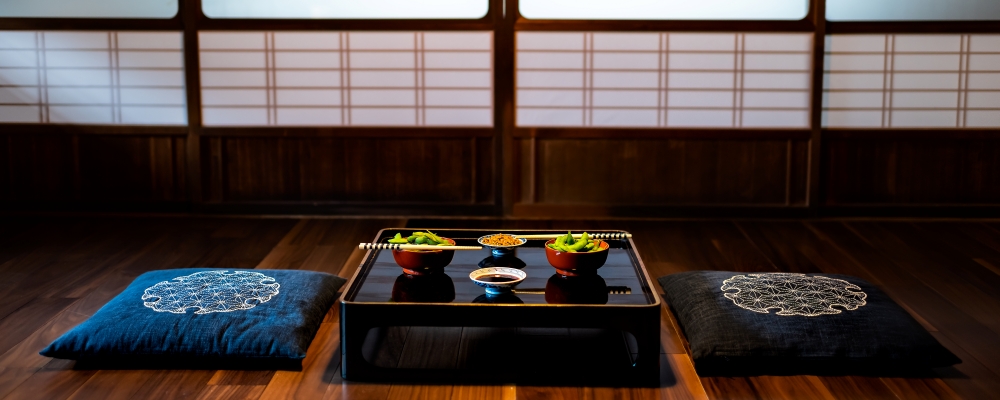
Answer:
[{"left": 340, "top": 228, "right": 661, "bottom": 385}]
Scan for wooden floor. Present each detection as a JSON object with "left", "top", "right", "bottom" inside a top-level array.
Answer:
[{"left": 1, "top": 216, "right": 999, "bottom": 399}]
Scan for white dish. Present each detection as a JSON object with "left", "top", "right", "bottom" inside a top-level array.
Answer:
[{"left": 469, "top": 267, "right": 527, "bottom": 295}]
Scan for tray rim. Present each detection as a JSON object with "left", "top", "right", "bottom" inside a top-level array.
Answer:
[{"left": 340, "top": 227, "right": 662, "bottom": 309}]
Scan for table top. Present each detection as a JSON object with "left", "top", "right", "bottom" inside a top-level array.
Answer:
[{"left": 342, "top": 228, "right": 659, "bottom": 307}]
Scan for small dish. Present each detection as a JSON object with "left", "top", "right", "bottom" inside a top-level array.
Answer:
[
  {"left": 469, "top": 267, "right": 527, "bottom": 295},
  {"left": 477, "top": 234, "right": 527, "bottom": 259},
  {"left": 544, "top": 239, "right": 610, "bottom": 276},
  {"left": 391, "top": 237, "right": 456, "bottom": 275}
]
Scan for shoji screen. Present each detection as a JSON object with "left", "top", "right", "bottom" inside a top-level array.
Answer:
[
  {"left": 199, "top": 31, "right": 493, "bottom": 127},
  {"left": 828, "top": 0, "right": 1000, "bottom": 21},
  {"left": 0, "top": 31, "right": 186, "bottom": 125},
  {"left": 823, "top": 34, "right": 1000, "bottom": 128},
  {"left": 0, "top": 0, "right": 178, "bottom": 18},
  {"left": 519, "top": 0, "right": 808, "bottom": 20},
  {"left": 516, "top": 32, "right": 813, "bottom": 128},
  {"left": 202, "top": 0, "right": 488, "bottom": 19}
]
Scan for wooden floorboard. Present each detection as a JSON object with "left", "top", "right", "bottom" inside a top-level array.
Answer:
[
  {"left": 0, "top": 216, "right": 997, "bottom": 399},
  {"left": 815, "top": 375, "right": 898, "bottom": 400},
  {"left": 810, "top": 221, "right": 1000, "bottom": 399}
]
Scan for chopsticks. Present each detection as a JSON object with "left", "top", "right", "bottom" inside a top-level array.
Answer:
[
  {"left": 358, "top": 243, "right": 483, "bottom": 251},
  {"left": 513, "top": 286, "right": 633, "bottom": 295},
  {"left": 513, "top": 232, "right": 632, "bottom": 240}
]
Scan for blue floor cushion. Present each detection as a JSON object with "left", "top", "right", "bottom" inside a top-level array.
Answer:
[
  {"left": 41, "top": 268, "right": 345, "bottom": 370},
  {"left": 658, "top": 271, "right": 960, "bottom": 375}
]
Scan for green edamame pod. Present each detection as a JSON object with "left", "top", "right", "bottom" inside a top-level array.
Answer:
[
  {"left": 565, "top": 231, "right": 575, "bottom": 245},
  {"left": 415, "top": 236, "right": 427, "bottom": 245},
  {"left": 590, "top": 240, "right": 604, "bottom": 252},
  {"left": 555, "top": 235, "right": 566, "bottom": 247},
  {"left": 568, "top": 232, "right": 589, "bottom": 251},
  {"left": 423, "top": 230, "right": 445, "bottom": 244}
]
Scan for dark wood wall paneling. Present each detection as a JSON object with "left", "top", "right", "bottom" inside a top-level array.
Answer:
[
  {"left": 2, "top": 133, "right": 75, "bottom": 201},
  {"left": 78, "top": 135, "right": 187, "bottom": 201},
  {"left": 2, "top": 0, "right": 1000, "bottom": 216},
  {"left": 0, "top": 130, "right": 187, "bottom": 203},
  {"left": 514, "top": 137, "right": 810, "bottom": 217},
  {"left": 824, "top": 136, "right": 1000, "bottom": 205},
  {"left": 200, "top": 135, "right": 493, "bottom": 205}
]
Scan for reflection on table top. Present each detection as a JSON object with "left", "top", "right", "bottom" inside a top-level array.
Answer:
[{"left": 347, "top": 245, "right": 655, "bottom": 306}]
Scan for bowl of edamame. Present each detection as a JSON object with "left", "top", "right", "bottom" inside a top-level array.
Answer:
[
  {"left": 544, "top": 232, "right": 609, "bottom": 277},
  {"left": 388, "top": 231, "right": 457, "bottom": 275}
]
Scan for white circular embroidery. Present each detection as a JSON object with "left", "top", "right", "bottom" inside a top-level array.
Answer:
[
  {"left": 720, "top": 273, "right": 866, "bottom": 317},
  {"left": 142, "top": 271, "right": 280, "bottom": 314}
]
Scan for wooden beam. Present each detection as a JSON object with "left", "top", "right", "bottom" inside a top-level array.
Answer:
[
  {"left": 497, "top": 0, "right": 517, "bottom": 216},
  {"left": 183, "top": 0, "right": 204, "bottom": 204},
  {"left": 807, "top": 0, "right": 827, "bottom": 214}
]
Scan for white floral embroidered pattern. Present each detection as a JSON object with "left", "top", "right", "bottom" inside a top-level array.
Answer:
[
  {"left": 721, "top": 273, "right": 866, "bottom": 317},
  {"left": 142, "top": 271, "right": 280, "bottom": 314}
]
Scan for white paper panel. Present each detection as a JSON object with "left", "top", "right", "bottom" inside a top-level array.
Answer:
[
  {"left": 828, "top": 0, "right": 1000, "bottom": 21},
  {"left": 822, "top": 34, "right": 1000, "bottom": 128},
  {"left": 202, "top": 0, "right": 488, "bottom": 19},
  {"left": 0, "top": 0, "right": 177, "bottom": 18},
  {"left": 520, "top": 0, "right": 808, "bottom": 20},
  {"left": 0, "top": 31, "right": 186, "bottom": 125},
  {"left": 199, "top": 31, "right": 492, "bottom": 127},
  {"left": 516, "top": 32, "right": 812, "bottom": 128}
]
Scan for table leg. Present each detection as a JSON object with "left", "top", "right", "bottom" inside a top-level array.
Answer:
[
  {"left": 341, "top": 322, "right": 377, "bottom": 380},
  {"left": 627, "top": 319, "right": 661, "bottom": 385}
]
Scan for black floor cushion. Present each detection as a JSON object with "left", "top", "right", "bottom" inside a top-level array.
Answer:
[
  {"left": 41, "top": 268, "right": 345, "bottom": 370},
  {"left": 658, "top": 271, "right": 960, "bottom": 375}
]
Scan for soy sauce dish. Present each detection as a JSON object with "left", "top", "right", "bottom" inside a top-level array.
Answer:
[{"left": 469, "top": 267, "right": 526, "bottom": 295}]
